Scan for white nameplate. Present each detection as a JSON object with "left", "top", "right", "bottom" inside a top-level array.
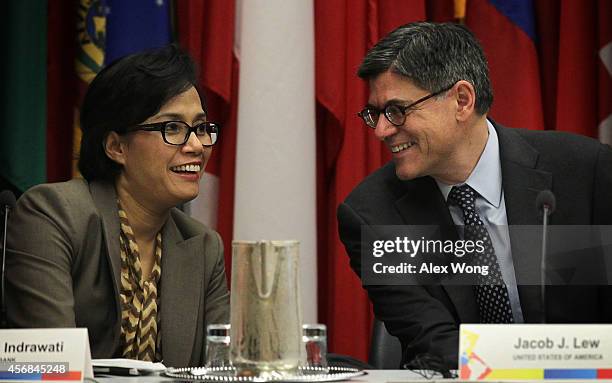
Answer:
[
  {"left": 459, "top": 324, "right": 612, "bottom": 380},
  {"left": 0, "top": 328, "right": 93, "bottom": 382}
]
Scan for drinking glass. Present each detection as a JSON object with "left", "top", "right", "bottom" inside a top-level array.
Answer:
[
  {"left": 302, "top": 324, "right": 328, "bottom": 371},
  {"left": 205, "top": 324, "right": 231, "bottom": 368}
]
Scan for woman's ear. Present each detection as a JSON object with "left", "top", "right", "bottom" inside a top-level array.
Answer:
[
  {"left": 104, "top": 132, "right": 128, "bottom": 165},
  {"left": 454, "top": 80, "right": 476, "bottom": 122}
]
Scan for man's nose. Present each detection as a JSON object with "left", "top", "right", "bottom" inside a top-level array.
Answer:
[{"left": 373, "top": 115, "right": 398, "bottom": 141}]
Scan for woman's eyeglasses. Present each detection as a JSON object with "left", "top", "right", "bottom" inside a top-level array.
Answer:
[{"left": 125, "top": 120, "right": 220, "bottom": 147}]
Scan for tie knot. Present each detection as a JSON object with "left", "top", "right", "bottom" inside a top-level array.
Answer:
[{"left": 448, "top": 184, "right": 477, "bottom": 210}]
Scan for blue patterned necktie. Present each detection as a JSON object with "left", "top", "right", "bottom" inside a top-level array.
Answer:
[{"left": 448, "top": 184, "right": 514, "bottom": 323}]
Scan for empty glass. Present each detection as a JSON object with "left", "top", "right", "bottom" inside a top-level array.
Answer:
[{"left": 205, "top": 324, "right": 231, "bottom": 368}]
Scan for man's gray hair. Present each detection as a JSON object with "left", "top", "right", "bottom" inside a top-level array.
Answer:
[{"left": 358, "top": 22, "right": 493, "bottom": 115}]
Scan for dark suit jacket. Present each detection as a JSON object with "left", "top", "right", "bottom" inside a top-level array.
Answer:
[
  {"left": 338, "top": 122, "right": 612, "bottom": 367},
  {"left": 6, "top": 179, "right": 230, "bottom": 367}
]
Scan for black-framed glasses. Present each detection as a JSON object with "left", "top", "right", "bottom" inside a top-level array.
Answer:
[
  {"left": 125, "top": 120, "right": 220, "bottom": 146},
  {"left": 357, "top": 83, "right": 456, "bottom": 128}
]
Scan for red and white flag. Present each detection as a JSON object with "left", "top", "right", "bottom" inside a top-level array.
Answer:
[
  {"left": 180, "top": 0, "right": 318, "bottom": 323},
  {"left": 232, "top": 0, "right": 318, "bottom": 323}
]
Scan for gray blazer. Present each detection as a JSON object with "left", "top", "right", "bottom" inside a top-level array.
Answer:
[{"left": 6, "top": 179, "right": 230, "bottom": 367}]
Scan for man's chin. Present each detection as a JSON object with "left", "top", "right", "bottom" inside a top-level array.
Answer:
[
  {"left": 393, "top": 163, "right": 422, "bottom": 181},
  {"left": 393, "top": 155, "right": 426, "bottom": 180},
  {"left": 395, "top": 170, "right": 420, "bottom": 181}
]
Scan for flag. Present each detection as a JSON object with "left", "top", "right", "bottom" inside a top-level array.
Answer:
[
  {"left": 233, "top": 0, "right": 318, "bottom": 324},
  {"left": 531, "top": 0, "right": 559, "bottom": 135},
  {"left": 177, "top": 0, "right": 238, "bottom": 260},
  {"left": 465, "top": 0, "right": 545, "bottom": 130},
  {"left": 597, "top": 0, "right": 612, "bottom": 144},
  {"left": 104, "top": 0, "right": 172, "bottom": 65},
  {"left": 73, "top": 0, "right": 171, "bottom": 176},
  {"left": 74, "top": 0, "right": 107, "bottom": 176},
  {"left": 47, "top": 0, "right": 78, "bottom": 184},
  {"left": 179, "top": 0, "right": 318, "bottom": 323},
  {"left": 0, "top": 0, "right": 48, "bottom": 193},
  {"left": 315, "top": 0, "right": 426, "bottom": 361},
  {"left": 555, "top": 1, "right": 598, "bottom": 137}
]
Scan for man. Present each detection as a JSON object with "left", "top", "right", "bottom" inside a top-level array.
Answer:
[{"left": 337, "top": 22, "right": 612, "bottom": 368}]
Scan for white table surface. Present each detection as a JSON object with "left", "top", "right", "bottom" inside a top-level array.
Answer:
[
  {"left": 94, "top": 369, "right": 434, "bottom": 382},
  {"left": 93, "top": 369, "right": 612, "bottom": 382}
]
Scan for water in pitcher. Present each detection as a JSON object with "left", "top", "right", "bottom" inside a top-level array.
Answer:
[{"left": 229, "top": 240, "right": 303, "bottom": 377}]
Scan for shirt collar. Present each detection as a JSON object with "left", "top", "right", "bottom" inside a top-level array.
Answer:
[{"left": 435, "top": 120, "right": 503, "bottom": 208}]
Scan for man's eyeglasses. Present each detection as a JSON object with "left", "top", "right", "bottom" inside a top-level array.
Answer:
[
  {"left": 125, "top": 120, "right": 220, "bottom": 147},
  {"left": 357, "top": 83, "right": 455, "bottom": 128}
]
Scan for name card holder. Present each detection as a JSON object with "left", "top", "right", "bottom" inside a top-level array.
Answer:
[
  {"left": 0, "top": 328, "right": 93, "bottom": 382},
  {"left": 459, "top": 324, "right": 612, "bottom": 380}
]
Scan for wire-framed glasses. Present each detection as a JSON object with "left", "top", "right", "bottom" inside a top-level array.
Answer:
[
  {"left": 358, "top": 83, "right": 456, "bottom": 128},
  {"left": 125, "top": 120, "right": 220, "bottom": 146}
]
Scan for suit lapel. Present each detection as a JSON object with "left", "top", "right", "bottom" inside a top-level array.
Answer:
[
  {"left": 160, "top": 215, "right": 205, "bottom": 367},
  {"left": 89, "top": 180, "right": 122, "bottom": 350},
  {"left": 496, "top": 123, "right": 552, "bottom": 322},
  {"left": 393, "top": 177, "right": 453, "bottom": 227},
  {"left": 497, "top": 124, "right": 552, "bottom": 226},
  {"left": 90, "top": 180, "right": 122, "bottom": 288},
  {"left": 393, "top": 177, "right": 479, "bottom": 322}
]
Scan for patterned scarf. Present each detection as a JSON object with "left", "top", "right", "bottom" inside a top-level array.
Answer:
[{"left": 117, "top": 201, "right": 163, "bottom": 361}]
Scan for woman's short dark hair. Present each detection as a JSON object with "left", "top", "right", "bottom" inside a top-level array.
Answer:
[{"left": 78, "top": 44, "right": 202, "bottom": 182}]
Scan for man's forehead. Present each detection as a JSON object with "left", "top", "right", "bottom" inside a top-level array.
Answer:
[{"left": 367, "top": 72, "right": 421, "bottom": 106}]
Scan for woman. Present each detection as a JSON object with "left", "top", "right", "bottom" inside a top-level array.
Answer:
[{"left": 6, "top": 45, "right": 229, "bottom": 367}]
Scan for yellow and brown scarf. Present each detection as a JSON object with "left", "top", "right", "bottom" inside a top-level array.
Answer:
[{"left": 118, "top": 202, "right": 163, "bottom": 361}]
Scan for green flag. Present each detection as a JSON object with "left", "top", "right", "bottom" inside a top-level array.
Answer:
[{"left": 0, "top": 0, "right": 47, "bottom": 192}]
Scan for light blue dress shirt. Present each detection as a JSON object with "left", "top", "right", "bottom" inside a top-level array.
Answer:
[{"left": 435, "top": 120, "right": 524, "bottom": 323}]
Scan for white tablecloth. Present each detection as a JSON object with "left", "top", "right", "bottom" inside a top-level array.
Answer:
[{"left": 94, "top": 369, "right": 432, "bottom": 382}]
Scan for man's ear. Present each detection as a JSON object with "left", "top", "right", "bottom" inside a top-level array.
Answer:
[
  {"left": 454, "top": 80, "right": 476, "bottom": 122},
  {"left": 104, "top": 132, "right": 128, "bottom": 166}
]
